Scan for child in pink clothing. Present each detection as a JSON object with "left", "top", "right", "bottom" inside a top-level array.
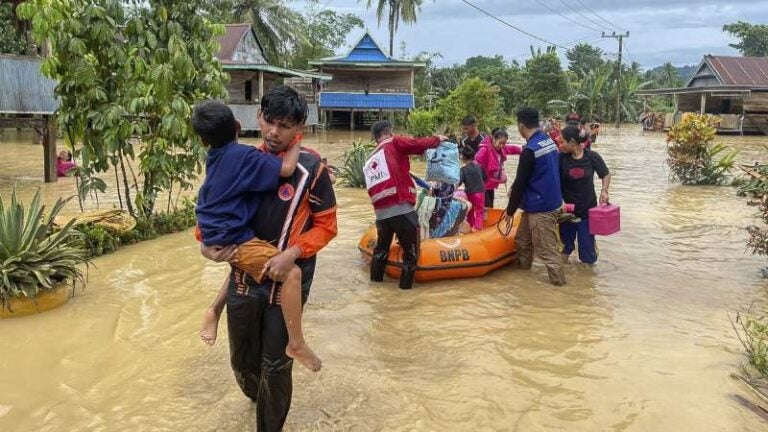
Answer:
[
  {"left": 458, "top": 146, "right": 486, "bottom": 231},
  {"left": 475, "top": 128, "right": 522, "bottom": 208}
]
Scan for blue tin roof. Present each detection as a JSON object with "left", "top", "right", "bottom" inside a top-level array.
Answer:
[
  {"left": 344, "top": 35, "right": 390, "bottom": 62},
  {"left": 319, "top": 92, "right": 414, "bottom": 110}
]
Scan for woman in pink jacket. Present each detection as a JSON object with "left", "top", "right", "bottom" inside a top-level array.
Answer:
[{"left": 475, "top": 128, "right": 522, "bottom": 208}]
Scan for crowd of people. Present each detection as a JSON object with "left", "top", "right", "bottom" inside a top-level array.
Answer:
[{"left": 187, "top": 85, "right": 612, "bottom": 430}]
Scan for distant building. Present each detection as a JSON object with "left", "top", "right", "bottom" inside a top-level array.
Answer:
[
  {"left": 309, "top": 32, "right": 425, "bottom": 130},
  {"left": 638, "top": 55, "right": 768, "bottom": 134},
  {"left": 216, "top": 24, "right": 331, "bottom": 131}
]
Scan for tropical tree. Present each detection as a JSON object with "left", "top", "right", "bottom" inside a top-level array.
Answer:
[
  {"left": 523, "top": 49, "right": 567, "bottom": 115},
  {"left": 0, "top": 1, "right": 28, "bottom": 54},
  {"left": 364, "top": 0, "right": 424, "bottom": 57},
  {"left": 19, "top": 0, "right": 228, "bottom": 217},
  {"left": 565, "top": 43, "right": 605, "bottom": 79},
  {"left": 436, "top": 77, "right": 506, "bottom": 135},
  {"left": 724, "top": 21, "right": 768, "bottom": 57},
  {"left": 290, "top": 0, "right": 363, "bottom": 69}
]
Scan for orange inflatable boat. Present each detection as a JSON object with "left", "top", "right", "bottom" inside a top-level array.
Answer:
[{"left": 358, "top": 208, "right": 519, "bottom": 283}]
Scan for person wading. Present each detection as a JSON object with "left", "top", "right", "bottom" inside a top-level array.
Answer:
[
  {"left": 503, "top": 107, "right": 566, "bottom": 286},
  {"left": 200, "top": 86, "right": 337, "bottom": 431},
  {"left": 366, "top": 120, "right": 447, "bottom": 289}
]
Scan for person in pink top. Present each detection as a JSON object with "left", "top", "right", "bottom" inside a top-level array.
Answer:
[{"left": 475, "top": 127, "right": 523, "bottom": 208}]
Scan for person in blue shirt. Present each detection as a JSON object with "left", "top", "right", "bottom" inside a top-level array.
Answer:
[
  {"left": 503, "top": 107, "right": 566, "bottom": 286},
  {"left": 193, "top": 99, "right": 322, "bottom": 372}
]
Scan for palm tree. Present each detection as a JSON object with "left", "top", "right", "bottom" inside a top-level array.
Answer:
[
  {"left": 365, "top": 0, "right": 424, "bottom": 57},
  {"left": 228, "top": 0, "right": 307, "bottom": 65}
]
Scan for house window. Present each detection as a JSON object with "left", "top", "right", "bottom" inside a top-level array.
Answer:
[{"left": 245, "top": 80, "right": 252, "bottom": 102}]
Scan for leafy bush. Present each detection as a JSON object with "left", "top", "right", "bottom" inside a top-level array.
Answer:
[
  {"left": 408, "top": 109, "right": 439, "bottom": 137},
  {"left": 74, "top": 198, "right": 197, "bottom": 257},
  {"left": 732, "top": 309, "right": 768, "bottom": 377},
  {"left": 436, "top": 77, "right": 509, "bottom": 136},
  {"left": 339, "top": 140, "right": 376, "bottom": 188},
  {"left": 0, "top": 188, "right": 88, "bottom": 309},
  {"left": 666, "top": 114, "right": 739, "bottom": 185}
]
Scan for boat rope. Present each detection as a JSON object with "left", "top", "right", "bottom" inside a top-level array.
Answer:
[{"left": 496, "top": 213, "right": 514, "bottom": 237}]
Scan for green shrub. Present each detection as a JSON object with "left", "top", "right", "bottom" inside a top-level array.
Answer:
[
  {"left": 0, "top": 188, "right": 89, "bottom": 309},
  {"left": 666, "top": 114, "right": 739, "bottom": 185},
  {"left": 732, "top": 309, "right": 768, "bottom": 377},
  {"left": 435, "top": 77, "right": 509, "bottom": 136},
  {"left": 339, "top": 140, "right": 376, "bottom": 188},
  {"left": 407, "top": 109, "right": 439, "bottom": 137},
  {"left": 74, "top": 198, "right": 197, "bottom": 257}
]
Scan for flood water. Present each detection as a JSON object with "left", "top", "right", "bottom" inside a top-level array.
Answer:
[{"left": 1, "top": 126, "right": 768, "bottom": 431}]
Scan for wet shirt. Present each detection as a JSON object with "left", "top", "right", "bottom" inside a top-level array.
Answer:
[
  {"left": 196, "top": 141, "right": 282, "bottom": 246},
  {"left": 459, "top": 162, "right": 487, "bottom": 194},
  {"left": 559, "top": 149, "right": 609, "bottom": 218}
]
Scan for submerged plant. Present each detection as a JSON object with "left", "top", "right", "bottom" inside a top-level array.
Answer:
[
  {"left": 339, "top": 140, "right": 376, "bottom": 188},
  {"left": 0, "top": 188, "right": 88, "bottom": 310},
  {"left": 666, "top": 114, "right": 739, "bottom": 185},
  {"left": 732, "top": 308, "right": 768, "bottom": 378}
]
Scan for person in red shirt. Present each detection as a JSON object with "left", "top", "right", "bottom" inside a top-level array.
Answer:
[{"left": 365, "top": 120, "right": 447, "bottom": 289}]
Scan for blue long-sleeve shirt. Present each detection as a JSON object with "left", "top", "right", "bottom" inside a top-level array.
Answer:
[{"left": 196, "top": 141, "right": 282, "bottom": 246}]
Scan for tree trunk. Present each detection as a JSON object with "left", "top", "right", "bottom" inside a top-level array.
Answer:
[{"left": 388, "top": 3, "right": 395, "bottom": 57}]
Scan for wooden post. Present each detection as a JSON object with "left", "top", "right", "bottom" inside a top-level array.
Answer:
[
  {"left": 700, "top": 92, "right": 707, "bottom": 114},
  {"left": 410, "top": 69, "right": 415, "bottom": 93},
  {"left": 350, "top": 109, "right": 355, "bottom": 131},
  {"left": 43, "top": 116, "right": 57, "bottom": 183},
  {"left": 258, "top": 71, "right": 264, "bottom": 101}
]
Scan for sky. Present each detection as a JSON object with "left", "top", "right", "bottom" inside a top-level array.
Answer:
[{"left": 300, "top": 0, "right": 759, "bottom": 69}]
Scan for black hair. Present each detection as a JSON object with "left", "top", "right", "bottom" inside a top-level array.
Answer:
[
  {"left": 492, "top": 127, "right": 508, "bottom": 140},
  {"left": 460, "top": 145, "right": 475, "bottom": 161},
  {"left": 260, "top": 85, "right": 308, "bottom": 125},
  {"left": 371, "top": 120, "right": 393, "bottom": 141},
  {"left": 516, "top": 107, "right": 540, "bottom": 129},
  {"left": 561, "top": 125, "right": 588, "bottom": 144},
  {"left": 192, "top": 100, "right": 237, "bottom": 148},
  {"left": 461, "top": 116, "right": 477, "bottom": 127}
]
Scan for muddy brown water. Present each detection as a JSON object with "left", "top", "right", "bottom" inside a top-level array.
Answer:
[{"left": 1, "top": 127, "right": 767, "bottom": 431}]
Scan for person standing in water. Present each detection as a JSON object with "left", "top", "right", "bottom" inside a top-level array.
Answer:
[
  {"left": 559, "top": 126, "right": 611, "bottom": 264},
  {"left": 458, "top": 146, "right": 487, "bottom": 231},
  {"left": 459, "top": 116, "right": 490, "bottom": 154},
  {"left": 504, "top": 107, "right": 566, "bottom": 286},
  {"left": 474, "top": 128, "right": 522, "bottom": 208},
  {"left": 199, "top": 86, "right": 338, "bottom": 431},
  {"left": 365, "top": 120, "right": 447, "bottom": 289}
]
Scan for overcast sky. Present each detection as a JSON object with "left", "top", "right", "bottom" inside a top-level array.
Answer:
[{"left": 301, "top": 0, "right": 757, "bottom": 69}]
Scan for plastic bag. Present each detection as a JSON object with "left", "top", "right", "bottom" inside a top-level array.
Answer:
[{"left": 425, "top": 141, "right": 460, "bottom": 184}]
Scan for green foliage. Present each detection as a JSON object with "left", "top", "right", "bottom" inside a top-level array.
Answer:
[
  {"left": 0, "top": 188, "right": 88, "bottom": 309},
  {"left": 523, "top": 52, "right": 568, "bottom": 116},
  {"left": 724, "top": 21, "right": 768, "bottom": 57},
  {"left": 566, "top": 43, "right": 604, "bottom": 79},
  {"left": 407, "top": 109, "right": 439, "bottom": 137},
  {"left": 227, "top": 0, "right": 308, "bottom": 65},
  {"left": 290, "top": 0, "right": 363, "bottom": 69},
  {"left": 436, "top": 77, "right": 507, "bottom": 136},
  {"left": 733, "top": 310, "right": 768, "bottom": 377},
  {"left": 666, "top": 114, "right": 739, "bottom": 185},
  {"left": 339, "top": 140, "right": 376, "bottom": 188},
  {"left": 0, "top": 2, "right": 27, "bottom": 54},
  {"left": 73, "top": 198, "right": 197, "bottom": 257},
  {"left": 19, "top": 0, "right": 228, "bottom": 218}
]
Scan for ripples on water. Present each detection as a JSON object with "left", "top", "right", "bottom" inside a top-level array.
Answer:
[{"left": 0, "top": 127, "right": 767, "bottom": 431}]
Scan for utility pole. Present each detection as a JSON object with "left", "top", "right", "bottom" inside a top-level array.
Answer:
[{"left": 603, "top": 31, "right": 629, "bottom": 128}]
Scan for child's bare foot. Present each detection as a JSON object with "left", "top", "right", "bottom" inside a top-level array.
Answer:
[
  {"left": 286, "top": 342, "right": 322, "bottom": 372},
  {"left": 200, "top": 308, "right": 219, "bottom": 346}
]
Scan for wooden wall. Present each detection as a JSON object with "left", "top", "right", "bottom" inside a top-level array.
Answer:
[
  {"left": 321, "top": 68, "right": 412, "bottom": 93},
  {"left": 225, "top": 70, "right": 279, "bottom": 103}
]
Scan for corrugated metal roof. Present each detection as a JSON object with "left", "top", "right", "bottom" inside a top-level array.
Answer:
[
  {"left": 222, "top": 62, "right": 332, "bottom": 80},
  {"left": 706, "top": 55, "right": 768, "bottom": 87},
  {"left": 319, "top": 92, "right": 414, "bottom": 109},
  {"left": 216, "top": 24, "right": 253, "bottom": 61},
  {"left": 0, "top": 55, "right": 57, "bottom": 114},
  {"left": 309, "top": 32, "right": 423, "bottom": 67}
]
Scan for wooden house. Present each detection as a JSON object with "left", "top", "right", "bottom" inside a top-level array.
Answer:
[
  {"left": 0, "top": 54, "right": 59, "bottom": 182},
  {"left": 308, "top": 32, "right": 425, "bottom": 129},
  {"left": 216, "top": 24, "right": 330, "bottom": 131},
  {"left": 638, "top": 55, "right": 768, "bottom": 134}
]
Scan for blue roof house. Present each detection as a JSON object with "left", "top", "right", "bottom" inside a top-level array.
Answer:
[{"left": 308, "top": 32, "right": 425, "bottom": 129}]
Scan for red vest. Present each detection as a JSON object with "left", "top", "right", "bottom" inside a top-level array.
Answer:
[{"left": 364, "top": 137, "right": 418, "bottom": 210}]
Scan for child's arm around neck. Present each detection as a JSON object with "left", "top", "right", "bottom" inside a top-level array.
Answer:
[{"left": 280, "top": 138, "right": 301, "bottom": 177}]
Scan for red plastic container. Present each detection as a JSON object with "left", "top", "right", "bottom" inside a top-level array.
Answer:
[{"left": 589, "top": 204, "right": 620, "bottom": 236}]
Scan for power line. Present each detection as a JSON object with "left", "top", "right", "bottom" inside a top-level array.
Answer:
[
  {"left": 460, "top": 0, "right": 569, "bottom": 49},
  {"left": 571, "top": 0, "right": 628, "bottom": 33},
  {"left": 529, "top": 0, "right": 603, "bottom": 34},
  {"left": 557, "top": 0, "right": 612, "bottom": 33}
]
